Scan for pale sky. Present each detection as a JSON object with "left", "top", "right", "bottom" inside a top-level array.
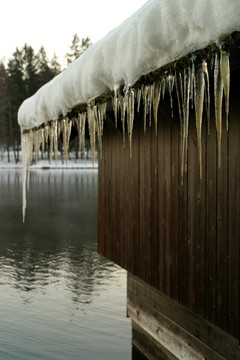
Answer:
[{"left": 1, "top": 0, "right": 147, "bottom": 66}]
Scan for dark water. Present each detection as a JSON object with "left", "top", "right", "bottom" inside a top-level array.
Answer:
[{"left": 0, "top": 169, "right": 131, "bottom": 360}]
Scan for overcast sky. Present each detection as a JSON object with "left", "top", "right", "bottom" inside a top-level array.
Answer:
[{"left": 1, "top": 0, "right": 147, "bottom": 65}]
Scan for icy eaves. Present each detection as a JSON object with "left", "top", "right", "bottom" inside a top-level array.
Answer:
[{"left": 18, "top": 0, "right": 240, "bottom": 130}]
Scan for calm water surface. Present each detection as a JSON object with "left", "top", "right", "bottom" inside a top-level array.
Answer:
[{"left": 0, "top": 169, "right": 131, "bottom": 360}]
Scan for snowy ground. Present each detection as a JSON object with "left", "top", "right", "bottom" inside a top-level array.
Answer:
[{"left": 0, "top": 152, "right": 97, "bottom": 170}]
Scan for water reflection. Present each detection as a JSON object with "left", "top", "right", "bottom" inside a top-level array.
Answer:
[
  {"left": 0, "top": 169, "right": 131, "bottom": 360},
  {"left": 0, "top": 170, "right": 113, "bottom": 302}
]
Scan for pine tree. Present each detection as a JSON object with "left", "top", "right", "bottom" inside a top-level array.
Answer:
[
  {"left": 50, "top": 53, "right": 61, "bottom": 77},
  {"left": 66, "top": 34, "right": 91, "bottom": 66},
  {"left": 36, "top": 46, "right": 52, "bottom": 86},
  {"left": 6, "top": 48, "right": 26, "bottom": 162},
  {"left": 22, "top": 44, "right": 39, "bottom": 97}
]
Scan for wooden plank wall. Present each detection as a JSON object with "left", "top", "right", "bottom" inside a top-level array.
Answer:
[{"left": 98, "top": 67, "right": 240, "bottom": 340}]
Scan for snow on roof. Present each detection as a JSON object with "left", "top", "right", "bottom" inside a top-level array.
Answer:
[{"left": 18, "top": 0, "right": 240, "bottom": 130}]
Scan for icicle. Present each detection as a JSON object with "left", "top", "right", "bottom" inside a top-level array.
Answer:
[
  {"left": 81, "top": 113, "right": 86, "bottom": 154},
  {"left": 220, "top": 50, "right": 230, "bottom": 131},
  {"left": 96, "top": 103, "right": 106, "bottom": 158},
  {"left": 76, "top": 112, "right": 87, "bottom": 157},
  {"left": 39, "top": 128, "right": 45, "bottom": 158},
  {"left": 62, "top": 117, "right": 72, "bottom": 164},
  {"left": 33, "top": 129, "right": 40, "bottom": 164},
  {"left": 119, "top": 93, "right": 126, "bottom": 146},
  {"left": 194, "top": 62, "right": 205, "bottom": 179},
  {"left": 203, "top": 61, "right": 211, "bottom": 135},
  {"left": 48, "top": 123, "right": 54, "bottom": 164},
  {"left": 52, "top": 120, "right": 58, "bottom": 164},
  {"left": 126, "top": 89, "right": 135, "bottom": 158},
  {"left": 21, "top": 131, "right": 33, "bottom": 223},
  {"left": 152, "top": 82, "right": 161, "bottom": 134},
  {"left": 190, "top": 57, "right": 195, "bottom": 109},
  {"left": 142, "top": 85, "right": 149, "bottom": 134},
  {"left": 67, "top": 119, "right": 72, "bottom": 145},
  {"left": 137, "top": 88, "right": 142, "bottom": 112},
  {"left": 113, "top": 89, "right": 119, "bottom": 127},
  {"left": 161, "top": 77, "right": 166, "bottom": 98},
  {"left": 147, "top": 85, "right": 153, "bottom": 127},
  {"left": 175, "top": 70, "right": 184, "bottom": 182},
  {"left": 175, "top": 70, "right": 183, "bottom": 127},
  {"left": 214, "top": 53, "right": 223, "bottom": 168},
  {"left": 44, "top": 125, "right": 49, "bottom": 153},
  {"left": 167, "top": 75, "right": 174, "bottom": 117},
  {"left": 181, "top": 66, "right": 191, "bottom": 183},
  {"left": 87, "top": 102, "right": 97, "bottom": 166}
]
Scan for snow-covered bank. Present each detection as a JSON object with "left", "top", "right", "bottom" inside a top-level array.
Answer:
[
  {"left": 18, "top": 0, "right": 240, "bottom": 130},
  {"left": 0, "top": 156, "right": 97, "bottom": 170}
]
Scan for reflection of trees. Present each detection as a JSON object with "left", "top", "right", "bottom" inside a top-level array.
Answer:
[{"left": 0, "top": 170, "right": 117, "bottom": 303}]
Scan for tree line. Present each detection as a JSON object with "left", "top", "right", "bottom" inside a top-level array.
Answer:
[{"left": 0, "top": 34, "right": 91, "bottom": 163}]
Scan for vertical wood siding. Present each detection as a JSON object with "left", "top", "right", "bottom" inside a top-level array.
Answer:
[{"left": 98, "top": 69, "right": 240, "bottom": 340}]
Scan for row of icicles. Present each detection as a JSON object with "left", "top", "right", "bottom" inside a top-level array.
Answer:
[{"left": 21, "top": 48, "right": 230, "bottom": 222}]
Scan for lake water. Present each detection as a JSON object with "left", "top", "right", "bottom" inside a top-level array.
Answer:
[{"left": 0, "top": 169, "right": 132, "bottom": 360}]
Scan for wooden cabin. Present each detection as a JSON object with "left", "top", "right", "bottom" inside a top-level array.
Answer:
[{"left": 98, "top": 46, "right": 240, "bottom": 359}]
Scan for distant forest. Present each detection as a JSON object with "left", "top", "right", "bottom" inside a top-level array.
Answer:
[{"left": 0, "top": 34, "right": 91, "bottom": 163}]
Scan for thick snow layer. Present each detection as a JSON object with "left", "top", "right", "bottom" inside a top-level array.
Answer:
[{"left": 18, "top": 0, "right": 240, "bottom": 129}]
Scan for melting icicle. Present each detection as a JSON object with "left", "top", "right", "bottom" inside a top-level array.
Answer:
[
  {"left": 161, "top": 77, "right": 166, "bottom": 99},
  {"left": 214, "top": 53, "right": 223, "bottom": 168},
  {"left": 175, "top": 70, "right": 183, "bottom": 127},
  {"left": 220, "top": 50, "right": 230, "bottom": 131},
  {"left": 87, "top": 103, "right": 97, "bottom": 166},
  {"left": 152, "top": 82, "right": 161, "bottom": 134},
  {"left": 167, "top": 75, "right": 174, "bottom": 118},
  {"left": 53, "top": 120, "right": 58, "bottom": 164},
  {"left": 67, "top": 119, "right": 72, "bottom": 145},
  {"left": 33, "top": 130, "right": 40, "bottom": 164},
  {"left": 96, "top": 103, "right": 106, "bottom": 158},
  {"left": 76, "top": 112, "right": 86, "bottom": 157},
  {"left": 190, "top": 58, "right": 195, "bottom": 109},
  {"left": 119, "top": 93, "right": 126, "bottom": 146},
  {"left": 203, "top": 61, "right": 211, "bottom": 135},
  {"left": 147, "top": 85, "right": 153, "bottom": 127},
  {"left": 21, "top": 131, "right": 33, "bottom": 222},
  {"left": 194, "top": 62, "right": 205, "bottom": 179},
  {"left": 126, "top": 89, "right": 135, "bottom": 158},
  {"left": 38, "top": 128, "right": 45, "bottom": 159},
  {"left": 142, "top": 85, "right": 149, "bottom": 134},
  {"left": 48, "top": 123, "right": 54, "bottom": 164},
  {"left": 61, "top": 118, "right": 72, "bottom": 165},
  {"left": 113, "top": 89, "right": 119, "bottom": 127},
  {"left": 137, "top": 88, "right": 142, "bottom": 112},
  {"left": 181, "top": 66, "right": 191, "bottom": 183}
]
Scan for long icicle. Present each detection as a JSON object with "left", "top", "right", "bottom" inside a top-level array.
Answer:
[
  {"left": 168, "top": 75, "right": 174, "bottom": 118},
  {"left": 203, "top": 61, "right": 211, "bottom": 135},
  {"left": 127, "top": 89, "right": 135, "bottom": 158},
  {"left": 214, "top": 53, "right": 223, "bottom": 168},
  {"left": 53, "top": 120, "right": 58, "bottom": 164},
  {"left": 119, "top": 93, "right": 126, "bottom": 146},
  {"left": 113, "top": 89, "right": 119, "bottom": 127},
  {"left": 152, "top": 82, "right": 161, "bottom": 134},
  {"left": 62, "top": 118, "right": 68, "bottom": 165},
  {"left": 220, "top": 50, "right": 230, "bottom": 131},
  {"left": 194, "top": 62, "right": 205, "bottom": 179},
  {"left": 49, "top": 123, "right": 54, "bottom": 165},
  {"left": 181, "top": 66, "right": 191, "bottom": 183},
  {"left": 142, "top": 85, "right": 149, "bottom": 134},
  {"left": 21, "top": 131, "right": 33, "bottom": 222},
  {"left": 87, "top": 102, "right": 96, "bottom": 166}
]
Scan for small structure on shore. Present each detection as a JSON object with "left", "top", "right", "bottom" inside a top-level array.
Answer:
[{"left": 18, "top": 1, "right": 240, "bottom": 358}]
